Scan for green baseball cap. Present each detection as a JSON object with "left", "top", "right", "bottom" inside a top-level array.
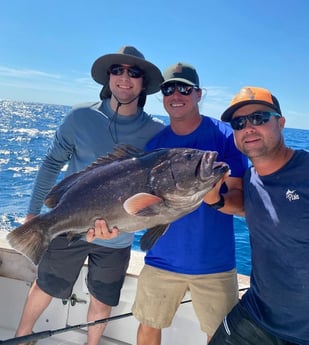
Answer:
[{"left": 162, "top": 62, "right": 199, "bottom": 87}]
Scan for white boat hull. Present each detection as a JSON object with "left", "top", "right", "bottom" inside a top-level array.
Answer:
[{"left": 0, "top": 230, "right": 249, "bottom": 344}]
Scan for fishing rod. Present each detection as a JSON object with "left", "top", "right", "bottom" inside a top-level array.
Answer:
[
  {"left": 0, "top": 299, "right": 193, "bottom": 345},
  {"left": 239, "top": 287, "right": 249, "bottom": 291},
  {"left": 0, "top": 287, "right": 250, "bottom": 344},
  {"left": 0, "top": 312, "right": 133, "bottom": 345}
]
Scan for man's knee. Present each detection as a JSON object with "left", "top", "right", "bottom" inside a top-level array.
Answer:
[{"left": 138, "top": 323, "right": 161, "bottom": 345}]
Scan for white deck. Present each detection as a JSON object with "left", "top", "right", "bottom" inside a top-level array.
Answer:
[{"left": 0, "top": 230, "right": 249, "bottom": 344}]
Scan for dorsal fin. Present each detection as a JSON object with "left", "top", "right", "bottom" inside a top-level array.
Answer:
[{"left": 87, "top": 144, "right": 144, "bottom": 170}]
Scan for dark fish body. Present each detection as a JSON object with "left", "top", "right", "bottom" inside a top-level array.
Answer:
[{"left": 7, "top": 145, "right": 229, "bottom": 265}]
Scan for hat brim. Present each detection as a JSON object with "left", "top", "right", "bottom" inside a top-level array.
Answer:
[
  {"left": 221, "top": 100, "right": 281, "bottom": 122},
  {"left": 91, "top": 53, "right": 163, "bottom": 95},
  {"left": 162, "top": 77, "right": 196, "bottom": 86}
]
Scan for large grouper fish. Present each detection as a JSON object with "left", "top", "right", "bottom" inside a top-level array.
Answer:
[{"left": 7, "top": 145, "right": 229, "bottom": 265}]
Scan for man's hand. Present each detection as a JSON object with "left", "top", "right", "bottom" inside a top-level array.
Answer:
[
  {"left": 86, "top": 219, "right": 119, "bottom": 242},
  {"left": 204, "top": 171, "right": 229, "bottom": 205},
  {"left": 203, "top": 170, "right": 245, "bottom": 216}
]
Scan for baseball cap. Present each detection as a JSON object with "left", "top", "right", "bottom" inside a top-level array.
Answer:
[
  {"left": 221, "top": 86, "right": 282, "bottom": 122},
  {"left": 162, "top": 62, "right": 200, "bottom": 87}
]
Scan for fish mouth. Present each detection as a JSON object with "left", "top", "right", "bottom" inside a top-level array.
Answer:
[
  {"left": 199, "top": 151, "right": 229, "bottom": 181},
  {"left": 212, "top": 162, "right": 230, "bottom": 175}
]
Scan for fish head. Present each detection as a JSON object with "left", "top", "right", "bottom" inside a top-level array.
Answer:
[{"left": 149, "top": 148, "right": 229, "bottom": 205}]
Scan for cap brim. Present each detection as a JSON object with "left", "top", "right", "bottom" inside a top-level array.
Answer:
[
  {"left": 221, "top": 100, "right": 281, "bottom": 122},
  {"left": 162, "top": 77, "right": 195, "bottom": 86},
  {"left": 91, "top": 53, "right": 163, "bottom": 95}
]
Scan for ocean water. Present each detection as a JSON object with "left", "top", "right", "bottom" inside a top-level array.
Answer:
[{"left": 1, "top": 100, "right": 308, "bottom": 275}]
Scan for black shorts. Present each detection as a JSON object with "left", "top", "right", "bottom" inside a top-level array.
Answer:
[
  {"left": 37, "top": 234, "right": 131, "bottom": 306},
  {"left": 209, "top": 302, "right": 299, "bottom": 345}
]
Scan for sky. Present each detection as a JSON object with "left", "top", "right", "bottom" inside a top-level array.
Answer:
[{"left": 1, "top": 0, "right": 309, "bottom": 130}]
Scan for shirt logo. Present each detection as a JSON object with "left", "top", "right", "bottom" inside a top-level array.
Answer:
[{"left": 286, "top": 189, "right": 300, "bottom": 201}]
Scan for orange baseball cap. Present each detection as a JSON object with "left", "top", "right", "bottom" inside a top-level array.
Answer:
[{"left": 221, "top": 86, "right": 281, "bottom": 122}]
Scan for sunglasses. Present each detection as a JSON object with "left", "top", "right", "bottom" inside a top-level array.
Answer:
[
  {"left": 108, "top": 64, "right": 144, "bottom": 78},
  {"left": 230, "top": 111, "right": 282, "bottom": 131},
  {"left": 161, "top": 82, "right": 199, "bottom": 96}
]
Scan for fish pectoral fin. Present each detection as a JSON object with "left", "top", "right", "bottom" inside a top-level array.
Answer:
[
  {"left": 124, "top": 193, "right": 163, "bottom": 216},
  {"left": 140, "top": 224, "right": 169, "bottom": 251}
]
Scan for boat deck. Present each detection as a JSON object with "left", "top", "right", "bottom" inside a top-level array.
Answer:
[{"left": 0, "top": 230, "right": 250, "bottom": 344}]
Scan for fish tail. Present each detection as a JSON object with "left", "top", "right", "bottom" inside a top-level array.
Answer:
[{"left": 7, "top": 216, "right": 51, "bottom": 265}]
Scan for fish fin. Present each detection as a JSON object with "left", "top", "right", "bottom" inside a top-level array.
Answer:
[
  {"left": 45, "top": 144, "right": 144, "bottom": 208},
  {"left": 140, "top": 224, "right": 169, "bottom": 251},
  {"left": 104, "top": 144, "right": 144, "bottom": 161},
  {"left": 87, "top": 145, "right": 144, "bottom": 168},
  {"left": 124, "top": 193, "right": 163, "bottom": 216},
  {"left": 6, "top": 216, "right": 51, "bottom": 265}
]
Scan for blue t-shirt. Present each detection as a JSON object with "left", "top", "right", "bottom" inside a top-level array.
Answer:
[
  {"left": 144, "top": 115, "right": 248, "bottom": 274},
  {"left": 241, "top": 150, "right": 309, "bottom": 344}
]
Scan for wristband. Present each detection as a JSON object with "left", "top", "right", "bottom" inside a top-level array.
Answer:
[{"left": 206, "top": 194, "right": 225, "bottom": 210}]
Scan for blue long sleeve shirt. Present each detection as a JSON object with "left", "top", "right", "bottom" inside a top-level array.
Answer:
[{"left": 27, "top": 99, "right": 164, "bottom": 248}]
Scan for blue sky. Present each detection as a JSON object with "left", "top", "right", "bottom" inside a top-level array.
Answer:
[{"left": 1, "top": 0, "right": 308, "bottom": 130}]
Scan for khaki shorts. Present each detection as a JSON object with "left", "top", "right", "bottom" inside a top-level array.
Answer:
[{"left": 132, "top": 265, "right": 238, "bottom": 336}]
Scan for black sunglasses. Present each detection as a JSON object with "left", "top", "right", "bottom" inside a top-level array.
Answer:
[
  {"left": 161, "top": 82, "right": 199, "bottom": 96},
  {"left": 108, "top": 64, "right": 144, "bottom": 78},
  {"left": 231, "top": 111, "right": 282, "bottom": 131}
]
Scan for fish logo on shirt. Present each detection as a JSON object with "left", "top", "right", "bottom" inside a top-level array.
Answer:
[{"left": 286, "top": 189, "right": 300, "bottom": 202}]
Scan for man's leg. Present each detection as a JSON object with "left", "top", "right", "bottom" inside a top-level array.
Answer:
[
  {"left": 15, "top": 281, "right": 52, "bottom": 344},
  {"left": 16, "top": 235, "right": 89, "bottom": 344},
  {"left": 209, "top": 303, "right": 287, "bottom": 345},
  {"left": 133, "top": 265, "right": 188, "bottom": 345},
  {"left": 189, "top": 269, "right": 238, "bottom": 344},
  {"left": 137, "top": 323, "right": 161, "bottom": 345},
  {"left": 86, "top": 245, "right": 131, "bottom": 345},
  {"left": 87, "top": 294, "right": 112, "bottom": 345}
]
